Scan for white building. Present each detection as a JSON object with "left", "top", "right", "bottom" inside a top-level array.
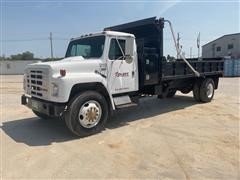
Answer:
[
  {"left": 202, "top": 33, "right": 240, "bottom": 58},
  {"left": 0, "top": 60, "right": 40, "bottom": 75}
]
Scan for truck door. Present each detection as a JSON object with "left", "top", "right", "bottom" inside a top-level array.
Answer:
[{"left": 107, "top": 37, "right": 138, "bottom": 95}]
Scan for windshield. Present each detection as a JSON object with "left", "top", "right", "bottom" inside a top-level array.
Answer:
[{"left": 65, "top": 35, "right": 105, "bottom": 59}]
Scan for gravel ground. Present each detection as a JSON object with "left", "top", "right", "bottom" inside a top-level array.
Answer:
[{"left": 0, "top": 75, "right": 239, "bottom": 179}]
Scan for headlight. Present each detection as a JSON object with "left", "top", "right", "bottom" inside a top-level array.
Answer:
[{"left": 52, "top": 83, "right": 59, "bottom": 96}]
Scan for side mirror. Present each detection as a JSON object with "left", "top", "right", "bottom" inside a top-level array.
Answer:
[
  {"left": 125, "top": 37, "right": 134, "bottom": 64},
  {"left": 125, "top": 37, "right": 134, "bottom": 56},
  {"left": 125, "top": 54, "right": 133, "bottom": 64}
]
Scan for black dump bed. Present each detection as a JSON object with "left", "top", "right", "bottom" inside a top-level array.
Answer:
[{"left": 105, "top": 17, "right": 224, "bottom": 88}]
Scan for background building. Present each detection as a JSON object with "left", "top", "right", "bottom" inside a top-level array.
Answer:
[
  {"left": 202, "top": 33, "right": 240, "bottom": 58},
  {"left": 0, "top": 60, "right": 40, "bottom": 75}
]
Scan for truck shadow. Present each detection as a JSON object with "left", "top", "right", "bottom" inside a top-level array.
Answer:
[
  {"left": 107, "top": 95, "right": 197, "bottom": 129},
  {"left": 1, "top": 95, "right": 197, "bottom": 146},
  {"left": 1, "top": 117, "right": 76, "bottom": 146}
]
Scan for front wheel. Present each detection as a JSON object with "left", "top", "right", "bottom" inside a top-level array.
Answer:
[{"left": 64, "top": 91, "right": 109, "bottom": 137}]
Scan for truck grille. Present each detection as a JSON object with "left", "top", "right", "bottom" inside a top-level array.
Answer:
[{"left": 25, "top": 68, "right": 49, "bottom": 98}]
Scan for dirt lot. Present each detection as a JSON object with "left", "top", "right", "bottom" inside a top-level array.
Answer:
[{"left": 0, "top": 75, "right": 239, "bottom": 179}]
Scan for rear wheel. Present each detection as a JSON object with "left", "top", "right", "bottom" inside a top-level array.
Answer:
[
  {"left": 199, "top": 78, "right": 215, "bottom": 102},
  {"left": 158, "top": 89, "right": 176, "bottom": 99},
  {"left": 180, "top": 87, "right": 192, "bottom": 94},
  {"left": 64, "top": 91, "right": 108, "bottom": 137},
  {"left": 193, "top": 81, "right": 201, "bottom": 102},
  {"left": 167, "top": 90, "right": 177, "bottom": 98}
]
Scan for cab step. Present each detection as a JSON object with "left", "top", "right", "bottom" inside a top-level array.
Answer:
[
  {"left": 116, "top": 102, "right": 138, "bottom": 109},
  {"left": 113, "top": 95, "right": 138, "bottom": 109}
]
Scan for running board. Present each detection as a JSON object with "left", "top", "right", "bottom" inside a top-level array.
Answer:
[
  {"left": 113, "top": 95, "right": 131, "bottom": 105},
  {"left": 113, "top": 95, "right": 138, "bottom": 109},
  {"left": 116, "top": 102, "right": 138, "bottom": 109}
]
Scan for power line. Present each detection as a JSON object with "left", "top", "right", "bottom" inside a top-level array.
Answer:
[
  {"left": 1, "top": 38, "right": 69, "bottom": 42},
  {"left": 1, "top": 38, "right": 48, "bottom": 42},
  {"left": 2, "top": 37, "right": 209, "bottom": 42}
]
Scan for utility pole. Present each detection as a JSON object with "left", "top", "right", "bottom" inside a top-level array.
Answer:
[
  {"left": 49, "top": 32, "right": 53, "bottom": 60},
  {"left": 197, "top": 32, "right": 200, "bottom": 60},
  {"left": 190, "top": 47, "right": 192, "bottom": 58},
  {"left": 182, "top": 51, "right": 185, "bottom": 58},
  {"left": 177, "top": 33, "right": 180, "bottom": 59}
]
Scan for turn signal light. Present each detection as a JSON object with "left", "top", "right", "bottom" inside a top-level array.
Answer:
[{"left": 60, "top": 69, "right": 66, "bottom": 76}]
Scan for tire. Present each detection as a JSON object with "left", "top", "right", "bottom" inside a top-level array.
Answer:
[
  {"left": 32, "top": 110, "right": 51, "bottom": 119},
  {"left": 158, "top": 89, "right": 176, "bottom": 99},
  {"left": 180, "top": 87, "right": 192, "bottom": 94},
  {"left": 167, "top": 90, "right": 177, "bottom": 98},
  {"left": 199, "top": 78, "right": 215, "bottom": 103},
  {"left": 64, "top": 91, "right": 109, "bottom": 137},
  {"left": 193, "top": 81, "right": 201, "bottom": 102}
]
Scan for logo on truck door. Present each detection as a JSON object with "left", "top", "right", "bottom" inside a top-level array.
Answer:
[{"left": 115, "top": 72, "right": 129, "bottom": 77}]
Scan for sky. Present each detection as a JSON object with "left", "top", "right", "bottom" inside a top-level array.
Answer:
[{"left": 1, "top": 0, "right": 239, "bottom": 58}]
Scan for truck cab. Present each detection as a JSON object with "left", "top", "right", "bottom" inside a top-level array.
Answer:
[
  {"left": 23, "top": 31, "right": 138, "bottom": 104},
  {"left": 22, "top": 17, "right": 223, "bottom": 137},
  {"left": 22, "top": 31, "right": 141, "bottom": 136}
]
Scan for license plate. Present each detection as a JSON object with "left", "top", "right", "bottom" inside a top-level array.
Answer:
[{"left": 31, "top": 100, "right": 39, "bottom": 109}]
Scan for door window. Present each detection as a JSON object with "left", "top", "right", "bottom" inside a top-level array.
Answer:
[{"left": 108, "top": 39, "right": 125, "bottom": 60}]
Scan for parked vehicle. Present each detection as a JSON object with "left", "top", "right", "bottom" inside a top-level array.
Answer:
[{"left": 22, "top": 17, "right": 224, "bottom": 137}]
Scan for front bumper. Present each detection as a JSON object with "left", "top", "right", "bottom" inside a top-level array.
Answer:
[{"left": 21, "top": 95, "right": 66, "bottom": 117}]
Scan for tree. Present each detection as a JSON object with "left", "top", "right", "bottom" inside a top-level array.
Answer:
[
  {"left": 167, "top": 54, "right": 175, "bottom": 61},
  {"left": 0, "top": 51, "right": 63, "bottom": 61},
  {"left": 22, "top": 51, "right": 34, "bottom": 60},
  {"left": 10, "top": 51, "right": 34, "bottom": 60}
]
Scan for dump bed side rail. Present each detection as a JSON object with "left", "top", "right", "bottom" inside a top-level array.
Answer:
[{"left": 162, "top": 59, "right": 224, "bottom": 80}]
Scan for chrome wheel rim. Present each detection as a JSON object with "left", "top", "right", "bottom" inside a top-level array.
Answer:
[
  {"left": 78, "top": 100, "right": 102, "bottom": 128},
  {"left": 206, "top": 83, "right": 214, "bottom": 98}
]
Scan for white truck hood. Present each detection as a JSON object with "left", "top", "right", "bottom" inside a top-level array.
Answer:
[{"left": 26, "top": 56, "right": 103, "bottom": 76}]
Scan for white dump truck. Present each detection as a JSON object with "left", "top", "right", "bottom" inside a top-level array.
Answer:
[{"left": 22, "top": 17, "right": 223, "bottom": 137}]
